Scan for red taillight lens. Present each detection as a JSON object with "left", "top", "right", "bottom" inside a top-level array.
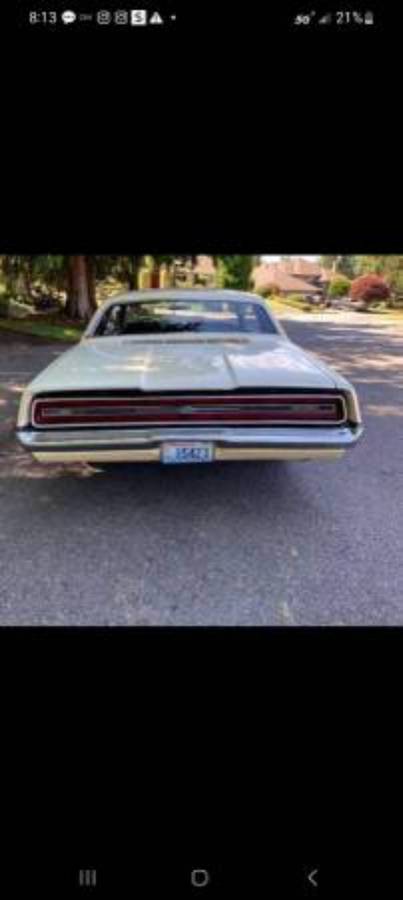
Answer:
[{"left": 32, "top": 394, "right": 347, "bottom": 427}]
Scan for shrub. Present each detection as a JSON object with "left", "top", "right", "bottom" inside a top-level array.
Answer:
[
  {"left": 216, "top": 255, "right": 255, "bottom": 290},
  {"left": 328, "top": 276, "right": 350, "bottom": 298},
  {"left": 0, "top": 296, "right": 9, "bottom": 317},
  {"left": 255, "top": 282, "right": 280, "bottom": 299},
  {"left": 350, "top": 275, "right": 390, "bottom": 306}
]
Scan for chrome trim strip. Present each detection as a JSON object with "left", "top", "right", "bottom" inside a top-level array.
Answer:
[
  {"left": 17, "top": 423, "right": 363, "bottom": 453},
  {"left": 33, "top": 448, "right": 346, "bottom": 464}
]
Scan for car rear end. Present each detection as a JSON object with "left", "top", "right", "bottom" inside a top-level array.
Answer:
[{"left": 16, "top": 384, "right": 363, "bottom": 464}]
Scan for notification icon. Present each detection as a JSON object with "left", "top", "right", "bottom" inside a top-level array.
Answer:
[
  {"left": 61, "top": 10, "right": 77, "bottom": 23},
  {"left": 131, "top": 9, "right": 147, "bottom": 25}
]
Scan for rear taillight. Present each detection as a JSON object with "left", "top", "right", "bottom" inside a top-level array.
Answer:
[{"left": 31, "top": 394, "right": 347, "bottom": 427}]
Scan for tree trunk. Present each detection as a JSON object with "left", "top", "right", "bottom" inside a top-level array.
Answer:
[
  {"left": 23, "top": 258, "right": 35, "bottom": 301},
  {"left": 65, "top": 256, "right": 96, "bottom": 321},
  {"left": 65, "top": 257, "right": 78, "bottom": 318},
  {"left": 150, "top": 262, "right": 160, "bottom": 289},
  {"left": 85, "top": 256, "right": 97, "bottom": 315},
  {"left": 190, "top": 255, "right": 197, "bottom": 287},
  {"left": 127, "top": 257, "right": 142, "bottom": 290}
]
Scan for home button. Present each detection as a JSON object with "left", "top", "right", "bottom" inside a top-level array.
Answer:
[{"left": 191, "top": 869, "right": 211, "bottom": 888}]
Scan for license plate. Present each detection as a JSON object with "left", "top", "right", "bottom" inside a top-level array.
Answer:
[{"left": 161, "top": 442, "right": 214, "bottom": 464}]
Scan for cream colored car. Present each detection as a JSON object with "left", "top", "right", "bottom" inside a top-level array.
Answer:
[{"left": 16, "top": 290, "right": 363, "bottom": 465}]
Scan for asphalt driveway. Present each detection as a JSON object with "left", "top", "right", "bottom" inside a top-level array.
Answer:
[{"left": 1, "top": 311, "right": 403, "bottom": 625}]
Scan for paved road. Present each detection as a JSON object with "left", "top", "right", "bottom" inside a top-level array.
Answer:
[{"left": 1, "top": 312, "right": 403, "bottom": 625}]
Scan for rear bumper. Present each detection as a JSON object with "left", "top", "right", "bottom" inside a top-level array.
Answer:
[{"left": 16, "top": 423, "right": 364, "bottom": 463}]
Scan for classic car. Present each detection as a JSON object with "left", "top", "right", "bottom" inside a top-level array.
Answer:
[{"left": 16, "top": 290, "right": 363, "bottom": 465}]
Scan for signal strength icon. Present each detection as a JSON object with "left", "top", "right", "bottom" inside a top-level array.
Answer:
[{"left": 319, "top": 12, "right": 332, "bottom": 23}]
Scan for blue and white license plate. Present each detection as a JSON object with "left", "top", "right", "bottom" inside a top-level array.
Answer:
[{"left": 161, "top": 442, "right": 214, "bottom": 464}]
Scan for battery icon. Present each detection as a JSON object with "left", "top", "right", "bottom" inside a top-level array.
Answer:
[{"left": 364, "top": 11, "right": 374, "bottom": 24}]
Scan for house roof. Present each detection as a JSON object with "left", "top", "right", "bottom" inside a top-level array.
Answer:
[
  {"left": 270, "top": 272, "right": 322, "bottom": 293},
  {"left": 253, "top": 263, "right": 320, "bottom": 293},
  {"left": 266, "top": 257, "right": 335, "bottom": 281},
  {"left": 273, "top": 259, "right": 337, "bottom": 282},
  {"left": 279, "top": 258, "right": 322, "bottom": 278}
]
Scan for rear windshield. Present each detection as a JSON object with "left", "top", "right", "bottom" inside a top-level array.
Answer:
[{"left": 94, "top": 299, "right": 277, "bottom": 336}]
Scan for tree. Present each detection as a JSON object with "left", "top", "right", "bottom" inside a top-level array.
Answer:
[
  {"left": 0, "top": 255, "right": 68, "bottom": 301},
  {"left": 328, "top": 276, "right": 351, "bottom": 298},
  {"left": 320, "top": 255, "right": 338, "bottom": 271},
  {"left": 103, "top": 255, "right": 145, "bottom": 290},
  {"left": 0, "top": 255, "right": 145, "bottom": 322},
  {"left": 350, "top": 274, "right": 390, "bottom": 307},
  {"left": 65, "top": 256, "right": 97, "bottom": 321},
  {"left": 355, "top": 256, "right": 385, "bottom": 277},
  {"left": 337, "top": 256, "right": 357, "bottom": 278},
  {"left": 320, "top": 255, "right": 357, "bottom": 278},
  {"left": 173, "top": 255, "right": 198, "bottom": 286},
  {"left": 215, "top": 255, "right": 255, "bottom": 290},
  {"left": 148, "top": 255, "right": 176, "bottom": 288},
  {"left": 355, "top": 256, "right": 403, "bottom": 295}
]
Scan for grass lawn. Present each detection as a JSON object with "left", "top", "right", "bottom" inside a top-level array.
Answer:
[
  {"left": 0, "top": 316, "right": 83, "bottom": 342},
  {"left": 267, "top": 297, "right": 322, "bottom": 315}
]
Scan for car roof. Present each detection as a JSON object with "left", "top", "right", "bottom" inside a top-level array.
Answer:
[{"left": 99, "top": 289, "right": 267, "bottom": 308}]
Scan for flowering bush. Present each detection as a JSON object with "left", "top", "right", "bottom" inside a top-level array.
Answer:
[
  {"left": 255, "top": 282, "right": 280, "bottom": 298},
  {"left": 350, "top": 275, "right": 390, "bottom": 306}
]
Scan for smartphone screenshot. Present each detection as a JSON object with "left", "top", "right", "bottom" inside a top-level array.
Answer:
[{"left": 0, "top": 1, "right": 401, "bottom": 896}]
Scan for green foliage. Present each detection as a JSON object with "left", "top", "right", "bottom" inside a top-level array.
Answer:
[
  {"left": 355, "top": 256, "right": 386, "bottom": 276},
  {"left": 336, "top": 256, "right": 357, "bottom": 278},
  {"left": 0, "top": 254, "right": 258, "bottom": 323},
  {"left": 355, "top": 256, "right": 403, "bottom": 296},
  {"left": 215, "top": 255, "right": 254, "bottom": 290},
  {"left": 322, "top": 255, "right": 403, "bottom": 284},
  {"left": 254, "top": 282, "right": 279, "bottom": 299},
  {"left": 96, "top": 255, "right": 145, "bottom": 289},
  {"left": 319, "top": 255, "right": 338, "bottom": 270},
  {"left": 150, "top": 255, "right": 176, "bottom": 267},
  {"left": 390, "top": 271, "right": 403, "bottom": 294},
  {"left": 320, "top": 256, "right": 357, "bottom": 278},
  {"left": 328, "top": 276, "right": 350, "bottom": 298},
  {"left": 0, "top": 254, "right": 67, "bottom": 300}
]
